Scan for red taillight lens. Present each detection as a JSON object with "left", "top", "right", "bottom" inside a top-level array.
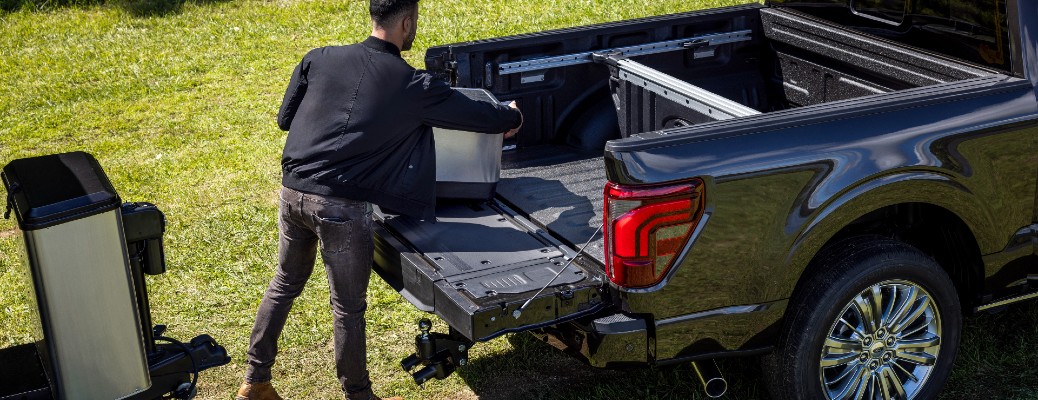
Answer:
[{"left": 604, "top": 179, "right": 705, "bottom": 288}]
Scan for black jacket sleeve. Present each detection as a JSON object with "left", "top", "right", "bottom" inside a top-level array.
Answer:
[
  {"left": 417, "top": 73, "right": 522, "bottom": 134},
  {"left": 277, "top": 54, "right": 311, "bottom": 131}
]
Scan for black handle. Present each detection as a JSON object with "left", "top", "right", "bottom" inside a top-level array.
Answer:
[{"left": 3, "top": 182, "right": 18, "bottom": 220}]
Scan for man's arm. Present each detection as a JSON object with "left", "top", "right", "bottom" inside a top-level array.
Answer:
[
  {"left": 276, "top": 55, "right": 311, "bottom": 131},
  {"left": 418, "top": 74, "right": 522, "bottom": 134},
  {"left": 501, "top": 101, "right": 521, "bottom": 139}
]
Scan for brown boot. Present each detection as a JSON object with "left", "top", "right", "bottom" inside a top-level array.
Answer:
[{"left": 236, "top": 381, "right": 283, "bottom": 400}]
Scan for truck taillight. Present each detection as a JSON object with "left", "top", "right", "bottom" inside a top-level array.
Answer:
[{"left": 604, "top": 179, "right": 705, "bottom": 288}]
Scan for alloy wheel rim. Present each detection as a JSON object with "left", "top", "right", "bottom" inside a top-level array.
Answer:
[{"left": 819, "top": 280, "right": 942, "bottom": 400}]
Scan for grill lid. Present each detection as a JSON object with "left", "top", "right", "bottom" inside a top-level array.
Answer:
[{"left": 2, "top": 151, "right": 121, "bottom": 231}]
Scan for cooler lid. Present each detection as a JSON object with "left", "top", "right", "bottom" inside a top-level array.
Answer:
[{"left": 2, "top": 152, "right": 121, "bottom": 231}]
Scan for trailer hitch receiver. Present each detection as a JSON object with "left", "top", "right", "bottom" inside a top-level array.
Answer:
[{"left": 400, "top": 319, "right": 473, "bottom": 385}]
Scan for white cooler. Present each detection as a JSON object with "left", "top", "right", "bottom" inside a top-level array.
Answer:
[{"left": 434, "top": 88, "right": 505, "bottom": 201}]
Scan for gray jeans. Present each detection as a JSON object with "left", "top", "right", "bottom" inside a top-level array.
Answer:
[{"left": 246, "top": 186, "right": 375, "bottom": 400}]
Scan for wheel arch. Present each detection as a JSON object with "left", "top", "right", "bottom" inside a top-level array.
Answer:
[
  {"left": 553, "top": 82, "right": 620, "bottom": 151},
  {"left": 782, "top": 172, "right": 992, "bottom": 311}
]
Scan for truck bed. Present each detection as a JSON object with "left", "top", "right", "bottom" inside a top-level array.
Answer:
[{"left": 498, "top": 146, "right": 606, "bottom": 264}]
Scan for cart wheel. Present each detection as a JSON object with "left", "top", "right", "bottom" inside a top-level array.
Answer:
[{"left": 174, "top": 382, "right": 197, "bottom": 399}]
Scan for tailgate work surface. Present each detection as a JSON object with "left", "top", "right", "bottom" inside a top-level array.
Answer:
[
  {"left": 498, "top": 146, "right": 606, "bottom": 264},
  {"left": 385, "top": 203, "right": 584, "bottom": 298},
  {"left": 374, "top": 201, "right": 606, "bottom": 342}
]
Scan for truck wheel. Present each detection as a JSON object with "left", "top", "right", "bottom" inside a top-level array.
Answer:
[{"left": 764, "top": 236, "right": 961, "bottom": 400}]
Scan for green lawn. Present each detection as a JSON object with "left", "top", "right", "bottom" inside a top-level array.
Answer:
[{"left": 1, "top": 1, "right": 1037, "bottom": 399}]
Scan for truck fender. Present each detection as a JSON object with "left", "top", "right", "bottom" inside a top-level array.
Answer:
[{"left": 778, "top": 170, "right": 996, "bottom": 299}]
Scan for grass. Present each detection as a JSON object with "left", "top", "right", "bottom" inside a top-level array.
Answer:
[{"left": 0, "top": 0, "right": 1036, "bottom": 399}]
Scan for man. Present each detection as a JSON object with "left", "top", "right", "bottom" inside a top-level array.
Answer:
[{"left": 235, "top": 0, "right": 523, "bottom": 399}]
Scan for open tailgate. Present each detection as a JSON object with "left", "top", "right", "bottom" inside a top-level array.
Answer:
[{"left": 372, "top": 199, "right": 608, "bottom": 343}]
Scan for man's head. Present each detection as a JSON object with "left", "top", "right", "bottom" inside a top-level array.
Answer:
[{"left": 370, "top": 0, "right": 420, "bottom": 51}]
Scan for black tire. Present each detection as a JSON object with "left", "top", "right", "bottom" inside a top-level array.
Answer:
[{"left": 763, "top": 236, "right": 962, "bottom": 400}]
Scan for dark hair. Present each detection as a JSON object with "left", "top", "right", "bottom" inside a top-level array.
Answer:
[{"left": 370, "top": 0, "right": 420, "bottom": 27}]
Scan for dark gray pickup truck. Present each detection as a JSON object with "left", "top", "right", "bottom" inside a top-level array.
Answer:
[{"left": 373, "top": 0, "right": 1038, "bottom": 398}]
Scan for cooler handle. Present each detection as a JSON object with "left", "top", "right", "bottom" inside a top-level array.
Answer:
[{"left": 3, "top": 182, "right": 18, "bottom": 220}]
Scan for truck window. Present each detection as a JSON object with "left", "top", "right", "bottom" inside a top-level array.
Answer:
[
  {"left": 853, "top": 0, "right": 906, "bottom": 24},
  {"left": 771, "top": 0, "right": 1012, "bottom": 72}
]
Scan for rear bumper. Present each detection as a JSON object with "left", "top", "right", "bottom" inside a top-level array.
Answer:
[
  {"left": 532, "top": 299, "right": 785, "bottom": 368},
  {"left": 531, "top": 312, "right": 651, "bottom": 368}
]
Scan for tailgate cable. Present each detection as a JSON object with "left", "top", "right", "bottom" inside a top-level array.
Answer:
[{"left": 513, "top": 225, "right": 603, "bottom": 320}]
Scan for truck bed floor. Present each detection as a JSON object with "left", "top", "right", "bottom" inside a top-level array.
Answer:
[{"left": 498, "top": 146, "right": 606, "bottom": 264}]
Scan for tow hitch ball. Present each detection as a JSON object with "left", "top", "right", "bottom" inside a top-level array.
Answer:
[{"left": 400, "top": 319, "right": 473, "bottom": 385}]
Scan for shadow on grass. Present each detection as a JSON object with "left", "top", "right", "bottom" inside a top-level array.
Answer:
[
  {"left": 453, "top": 301, "right": 1038, "bottom": 400},
  {"left": 1, "top": 0, "right": 230, "bottom": 17},
  {"left": 455, "top": 333, "right": 768, "bottom": 400},
  {"left": 941, "top": 301, "right": 1038, "bottom": 400}
]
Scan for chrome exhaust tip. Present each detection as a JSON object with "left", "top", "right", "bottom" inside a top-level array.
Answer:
[{"left": 692, "top": 360, "right": 727, "bottom": 398}]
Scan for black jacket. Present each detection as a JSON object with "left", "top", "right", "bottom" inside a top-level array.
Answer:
[{"left": 277, "top": 37, "right": 522, "bottom": 219}]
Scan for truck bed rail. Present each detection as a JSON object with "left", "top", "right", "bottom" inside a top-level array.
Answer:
[{"left": 496, "top": 30, "right": 753, "bottom": 76}]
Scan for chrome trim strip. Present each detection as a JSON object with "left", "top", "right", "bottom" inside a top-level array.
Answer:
[
  {"left": 656, "top": 302, "right": 772, "bottom": 327},
  {"left": 976, "top": 291, "right": 1038, "bottom": 311}
]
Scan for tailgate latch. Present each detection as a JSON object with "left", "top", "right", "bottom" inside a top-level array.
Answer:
[{"left": 400, "top": 319, "right": 474, "bottom": 385}]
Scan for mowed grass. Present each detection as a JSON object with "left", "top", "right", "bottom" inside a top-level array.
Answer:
[{"left": 1, "top": 1, "right": 1037, "bottom": 399}]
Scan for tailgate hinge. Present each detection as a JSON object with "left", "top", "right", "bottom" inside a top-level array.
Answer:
[{"left": 425, "top": 46, "right": 459, "bottom": 85}]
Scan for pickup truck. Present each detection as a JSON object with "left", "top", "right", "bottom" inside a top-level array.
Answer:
[{"left": 373, "top": 0, "right": 1038, "bottom": 398}]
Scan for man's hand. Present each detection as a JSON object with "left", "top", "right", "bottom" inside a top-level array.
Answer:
[{"left": 503, "top": 101, "right": 522, "bottom": 139}]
